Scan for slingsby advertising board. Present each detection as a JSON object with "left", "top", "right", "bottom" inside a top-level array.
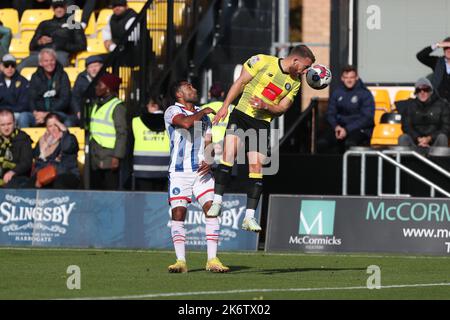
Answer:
[
  {"left": 0, "top": 190, "right": 259, "bottom": 251},
  {"left": 266, "top": 195, "right": 450, "bottom": 255}
]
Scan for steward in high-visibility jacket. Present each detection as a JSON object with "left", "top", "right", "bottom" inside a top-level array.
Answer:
[
  {"left": 132, "top": 111, "right": 170, "bottom": 178},
  {"left": 89, "top": 74, "right": 128, "bottom": 190}
]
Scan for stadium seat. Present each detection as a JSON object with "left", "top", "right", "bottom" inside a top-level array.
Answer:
[
  {"left": 0, "top": 9, "right": 20, "bottom": 36},
  {"left": 76, "top": 38, "right": 108, "bottom": 66},
  {"left": 148, "top": 1, "right": 185, "bottom": 28},
  {"left": 128, "top": 1, "right": 146, "bottom": 13},
  {"left": 149, "top": 30, "right": 165, "bottom": 56},
  {"left": 96, "top": 9, "right": 113, "bottom": 34},
  {"left": 370, "top": 89, "right": 392, "bottom": 125},
  {"left": 20, "top": 9, "right": 54, "bottom": 31},
  {"left": 20, "top": 67, "right": 37, "bottom": 81},
  {"left": 394, "top": 90, "right": 414, "bottom": 102},
  {"left": 9, "top": 37, "right": 31, "bottom": 61},
  {"left": 64, "top": 67, "right": 80, "bottom": 87},
  {"left": 370, "top": 113, "right": 403, "bottom": 146},
  {"left": 73, "top": 9, "right": 96, "bottom": 37}
]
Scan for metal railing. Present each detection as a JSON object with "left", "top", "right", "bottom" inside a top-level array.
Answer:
[{"left": 343, "top": 149, "right": 450, "bottom": 198}]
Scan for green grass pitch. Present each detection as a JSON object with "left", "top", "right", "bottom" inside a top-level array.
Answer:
[{"left": 0, "top": 248, "right": 449, "bottom": 300}]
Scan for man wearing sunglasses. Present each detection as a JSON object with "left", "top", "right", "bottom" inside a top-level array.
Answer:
[
  {"left": 417, "top": 36, "right": 450, "bottom": 102},
  {"left": 398, "top": 78, "right": 449, "bottom": 150},
  {"left": 0, "top": 54, "right": 34, "bottom": 128},
  {"left": 18, "top": 0, "right": 87, "bottom": 71}
]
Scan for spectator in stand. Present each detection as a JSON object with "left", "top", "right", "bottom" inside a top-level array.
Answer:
[
  {"left": 0, "top": 108, "right": 33, "bottom": 188},
  {"left": 0, "top": 54, "right": 33, "bottom": 128},
  {"left": 71, "top": 55, "right": 104, "bottom": 125},
  {"left": 398, "top": 78, "right": 450, "bottom": 151},
  {"left": 317, "top": 65, "right": 375, "bottom": 154},
  {"left": 32, "top": 112, "right": 80, "bottom": 189},
  {"left": 102, "top": 0, "right": 138, "bottom": 53},
  {"left": 0, "top": 21, "right": 12, "bottom": 59},
  {"left": 417, "top": 36, "right": 450, "bottom": 102},
  {"left": 29, "top": 48, "right": 75, "bottom": 127},
  {"left": 18, "top": 0, "right": 87, "bottom": 70}
]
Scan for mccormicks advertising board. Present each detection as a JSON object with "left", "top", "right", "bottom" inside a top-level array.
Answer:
[{"left": 266, "top": 195, "right": 450, "bottom": 255}]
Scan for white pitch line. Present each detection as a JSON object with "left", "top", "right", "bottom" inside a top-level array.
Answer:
[
  {"left": 1, "top": 247, "right": 449, "bottom": 260},
  {"left": 61, "top": 282, "right": 450, "bottom": 300}
]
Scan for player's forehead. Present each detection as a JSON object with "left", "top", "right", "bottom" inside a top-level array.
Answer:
[{"left": 180, "top": 81, "right": 194, "bottom": 89}]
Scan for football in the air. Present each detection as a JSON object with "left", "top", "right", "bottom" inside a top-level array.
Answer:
[{"left": 306, "top": 64, "right": 332, "bottom": 90}]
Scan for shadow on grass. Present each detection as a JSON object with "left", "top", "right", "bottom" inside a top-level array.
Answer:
[{"left": 231, "top": 267, "right": 367, "bottom": 275}]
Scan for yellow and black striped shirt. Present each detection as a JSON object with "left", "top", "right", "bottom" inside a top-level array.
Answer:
[{"left": 236, "top": 54, "right": 301, "bottom": 122}]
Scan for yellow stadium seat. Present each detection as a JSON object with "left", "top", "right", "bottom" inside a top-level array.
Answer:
[
  {"left": 148, "top": 1, "right": 185, "bottom": 28},
  {"left": 20, "top": 30, "right": 35, "bottom": 42},
  {"left": 370, "top": 89, "right": 392, "bottom": 125},
  {"left": 20, "top": 9, "right": 54, "bottom": 31},
  {"left": 72, "top": 9, "right": 96, "bottom": 37},
  {"left": 149, "top": 30, "right": 165, "bottom": 56},
  {"left": 20, "top": 67, "right": 37, "bottom": 81},
  {"left": 370, "top": 123, "right": 403, "bottom": 146},
  {"left": 394, "top": 90, "right": 414, "bottom": 102},
  {"left": 64, "top": 67, "right": 81, "bottom": 87},
  {"left": 76, "top": 38, "right": 108, "bottom": 65},
  {"left": 96, "top": 9, "right": 113, "bottom": 34},
  {"left": 128, "top": 2, "right": 146, "bottom": 13},
  {"left": 9, "top": 37, "right": 30, "bottom": 60},
  {"left": 0, "top": 9, "right": 20, "bottom": 36}
]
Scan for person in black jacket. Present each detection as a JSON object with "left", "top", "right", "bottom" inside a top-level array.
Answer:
[
  {"left": 32, "top": 112, "right": 80, "bottom": 189},
  {"left": 29, "top": 48, "right": 75, "bottom": 127},
  {"left": 416, "top": 36, "right": 450, "bottom": 102},
  {"left": 317, "top": 65, "right": 375, "bottom": 154},
  {"left": 398, "top": 78, "right": 450, "bottom": 150},
  {"left": 0, "top": 54, "right": 34, "bottom": 128},
  {"left": 17, "top": 0, "right": 87, "bottom": 71},
  {"left": 0, "top": 109, "right": 33, "bottom": 188},
  {"left": 70, "top": 55, "right": 104, "bottom": 125},
  {"left": 102, "top": 0, "right": 138, "bottom": 52}
]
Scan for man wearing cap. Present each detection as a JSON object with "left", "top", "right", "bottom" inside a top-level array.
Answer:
[
  {"left": 18, "top": 0, "right": 87, "bottom": 70},
  {"left": 398, "top": 78, "right": 450, "bottom": 150},
  {"left": 71, "top": 55, "right": 104, "bottom": 125},
  {"left": 417, "top": 37, "right": 450, "bottom": 102},
  {"left": 0, "top": 54, "right": 34, "bottom": 128},
  {"left": 89, "top": 72, "right": 127, "bottom": 190},
  {"left": 102, "top": 0, "right": 138, "bottom": 53}
]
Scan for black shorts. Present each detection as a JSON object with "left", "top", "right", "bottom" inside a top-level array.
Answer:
[{"left": 226, "top": 109, "right": 271, "bottom": 155}]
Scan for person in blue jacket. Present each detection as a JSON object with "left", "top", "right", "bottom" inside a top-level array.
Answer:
[
  {"left": 0, "top": 54, "right": 34, "bottom": 128},
  {"left": 318, "top": 65, "right": 375, "bottom": 154}
]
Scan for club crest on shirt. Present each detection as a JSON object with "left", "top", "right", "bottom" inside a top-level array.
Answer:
[
  {"left": 285, "top": 83, "right": 292, "bottom": 91},
  {"left": 247, "top": 56, "right": 260, "bottom": 68},
  {"left": 15, "top": 81, "right": 21, "bottom": 88},
  {"left": 351, "top": 95, "right": 359, "bottom": 104},
  {"left": 172, "top": 187, "right": 181, "bottom": 195}
]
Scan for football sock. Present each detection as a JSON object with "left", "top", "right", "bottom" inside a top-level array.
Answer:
[
  {"left": 245, "top": 209, "right": 255, "bottom": 219},
  {"left": 213, "top": 162, "right": 233, "bottom": 202},
  {"left": 171, "top": 220, "right": 186, "bottom": 261},
  {"left": 205, "top": 218, "right": 220, "bottom": 260},
  {"left": 247, "top": 174, "right": 263, "bottom": 211}
]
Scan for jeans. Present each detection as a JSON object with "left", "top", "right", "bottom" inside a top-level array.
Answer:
[{"left": 14, "top": 112, "right": 35, "bottom": 128}]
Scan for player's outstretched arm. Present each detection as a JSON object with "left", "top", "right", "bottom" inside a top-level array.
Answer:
[
  {"left": 213, "top": 68, "right": 253, "bottom": 124},
  {"left": 250, "top": 95, "right": 294, "bottom": 117},
  {"left": 172, "top": 108, "right": 216, "bottom": 129}
]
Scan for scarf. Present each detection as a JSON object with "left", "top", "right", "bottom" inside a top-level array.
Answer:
[
  {"left": 0, "top": 129, "right": 19, "bottom": 186},
  {"left": 38, "top": 131, "right": 61, "bottom": 161}
]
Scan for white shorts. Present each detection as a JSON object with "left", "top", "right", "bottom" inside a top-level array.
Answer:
[{"left": 168, "top": 172, "right": 215, "bottom": 208}]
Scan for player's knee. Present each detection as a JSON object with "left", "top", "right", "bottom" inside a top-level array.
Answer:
[{"left": 171, "top": 202, "right": 188, "bottom": 221}]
